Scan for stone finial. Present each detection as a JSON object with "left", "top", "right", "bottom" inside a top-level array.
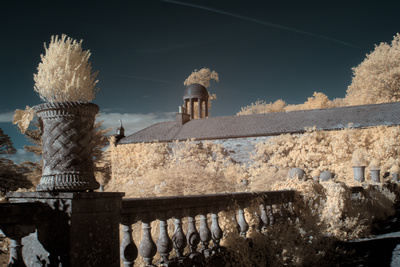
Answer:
[
  {"left": 117, "top": 119, "right": 125, "bottom": 137},
  {"left": 288, "top": 168, "right": 305, "bottom": 180},
  {"left": 114, "top": 119, "right": 125, "bottom": 142},
  {"left": 320, "top": 171, "right": 334, "bottom": 182}
]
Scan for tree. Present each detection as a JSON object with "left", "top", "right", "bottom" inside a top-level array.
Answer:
[
  {"left": 237, "top": 99, "right": 287, "bottom": 115},
  {"left": 237, "top": 92, "right": 336, "bottom": 115},
  {"left": 0, "top": 128, "right": 33, "bottom": 194},
  {"left": 285, "top": 92, "right": 334, "bottom": 112},
  {"left": 184, "top": 68, "right": 219, "bottom": 88},
  {"left": 346, "top": 33, "right": 400, "bottom": 105},
  {"left": 24, "top": 121, "right": 42, "bottom": 156},
  {"left": 0, "top": 128, "right": 16, "bottom": 155}
]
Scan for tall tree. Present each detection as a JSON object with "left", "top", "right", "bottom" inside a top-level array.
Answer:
[
  {"left": 0, "top": 128, "right": 16, "bottom": 155},
  {"left": 346, "top": 33, "right": 400, "bottom": 105},
  {"left": 24, "top": 121, "right": 42, "bottom": 156},
  {"left": 0, "top": 128, "right": 33, "bottom": 194},
  {"left": 184, "top": 67, "right": 219, "bottom": 88}
]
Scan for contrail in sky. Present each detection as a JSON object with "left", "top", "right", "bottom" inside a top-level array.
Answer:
[
  {"left": 162, "top": 0, "right": 355, "bottom": 47},
  {"left": 103, "top": 72, "right": 180, "bottom": 85}
]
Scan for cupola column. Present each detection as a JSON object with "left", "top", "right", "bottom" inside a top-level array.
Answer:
[
  {"left": 184, "top": 99, "right": 188, "bottom": 113},
  {"left": 190, "top": 99, "right": 194, "bottom": 119},
  {"left": 198, "top": 100, "right": 202, "bottom": 119}
]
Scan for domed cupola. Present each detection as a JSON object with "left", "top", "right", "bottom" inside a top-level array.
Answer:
[{"left": 183, "top": 83, "right": 209, "bottom": 119}]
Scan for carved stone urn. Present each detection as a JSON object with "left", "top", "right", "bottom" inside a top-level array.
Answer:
[
  {"left": 370, "top": 169, "right": 380, "bottom": 183},
  {"left": 393, "top": 172, "right": 399, "bottom": 182},
  {"left": 35, "top": 101, "right": 100, "bottom": 191},
  {"left": 352, "top": 166, "right": 366, "bottom": 182}
]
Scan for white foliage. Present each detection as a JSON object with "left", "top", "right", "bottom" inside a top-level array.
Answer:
[{"left": 33, "top": 34, "right": 99, "bottom": 102}]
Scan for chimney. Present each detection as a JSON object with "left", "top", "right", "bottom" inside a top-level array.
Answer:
[
  {"left": 114, "top": 119, "right": 125, "bottom": 142},
  {"left": 176, "top": 106, "right": 191, "bottom": 125}
]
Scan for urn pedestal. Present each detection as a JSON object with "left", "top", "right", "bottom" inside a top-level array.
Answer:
[{"left": 35, "top": 101, "right": 100, "bottom": 192}]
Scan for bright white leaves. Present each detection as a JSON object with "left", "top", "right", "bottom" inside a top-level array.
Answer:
[
  {"left": 347, "top": 33, "right": 400, "bottom": 106},
  {"left": 183, "top": 67, "right": 219, "bottom": 88},
  {"left": 33, "top": 34, "right": 99, "bottom": 102}
]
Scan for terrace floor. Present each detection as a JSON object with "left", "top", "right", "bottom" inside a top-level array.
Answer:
[{"left": 336, "top": 207, "right": 400, "bottom": 267}]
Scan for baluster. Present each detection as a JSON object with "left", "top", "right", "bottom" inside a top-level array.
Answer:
[
  {"left": 271, "top": 204, "right": 280, "bottom": 224},
  {"left": 172, "top": 218, "right": 186, "bottom": 258},
  {"left": 120, "top": 223, "right": 138, "bottom": 267},
  {"left": 2, "top": 224, "right": 36, "bottom": 267},
  {"left": 7, "top": 237, "right": 24, "bottom": 267},
  {"left": 276, "top": 204, "right": 285, "bottom": 224},
  {"left": 156, "top": 219, "right": 173, "bottom": 265},
  {"left": 172, "top": 217, "right": 190, "bottom": 266},
  {"left": 211, "top": 213, "right": 224, "bottom": 252},
  {"left": 187, "top": 216, "right": 203, "bottom": 265},
  {"left": 267, "top": 205, "right": 275, "bottom": 227},
  {"left": 187, "top": 215, "right": 202, "bottom": 262},
  {"left": 237, "top": 208, "right": 249, "bottom": 238},
  {"left": 138, "top": 221, "right": 157, "bottom": 267},
  {"left": 199, "top": 214, "right": 212, "bottom": 258},
  {"left": 287, "top": 200, "right": 296, "bottom": 221},
  {"left": 258, "top": 204, "right": 269, "bottom": 232}
]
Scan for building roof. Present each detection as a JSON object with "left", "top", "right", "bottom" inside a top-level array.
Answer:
[{"left": 118, "top": 102, "right": 400, "bottom": 145}]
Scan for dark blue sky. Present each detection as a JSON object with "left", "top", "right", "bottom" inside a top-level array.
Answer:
[{"left": 1, "top": 0, "right": 400, "bottom": 163}]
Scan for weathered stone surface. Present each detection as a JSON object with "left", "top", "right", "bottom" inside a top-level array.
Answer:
[
  {"left": 353, "top": 166, "right": 366, "bottom": 182},
  {"left": 371, "top": 170, "right": 381, "bottom": 183},
  {"left": 320, "top": 171, "right": 334, "bottom": 182},
  {"left": 288, "top": 168, "right": 306, "bottom": 180},
  {"left": 167, "top": 136, "right": 272, "bottom": 166},
  {"left": 35, "top": 101, "right": 100, "bottom": 192}
]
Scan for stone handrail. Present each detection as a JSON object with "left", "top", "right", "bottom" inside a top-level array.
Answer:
[{"left": 120, "top": 190, "right": 295, "bottom": 266}]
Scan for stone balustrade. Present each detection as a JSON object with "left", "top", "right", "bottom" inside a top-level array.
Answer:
[
  {"left": 0, "top": 187, "right": 373, "bottom": 266},
  {"left": 119, "top": 190, "right": 295, "bottom": 266}
]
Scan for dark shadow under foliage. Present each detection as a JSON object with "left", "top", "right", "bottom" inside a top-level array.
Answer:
[{"left": 0, "top": 158, "right": 33, "bottom": 195}]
